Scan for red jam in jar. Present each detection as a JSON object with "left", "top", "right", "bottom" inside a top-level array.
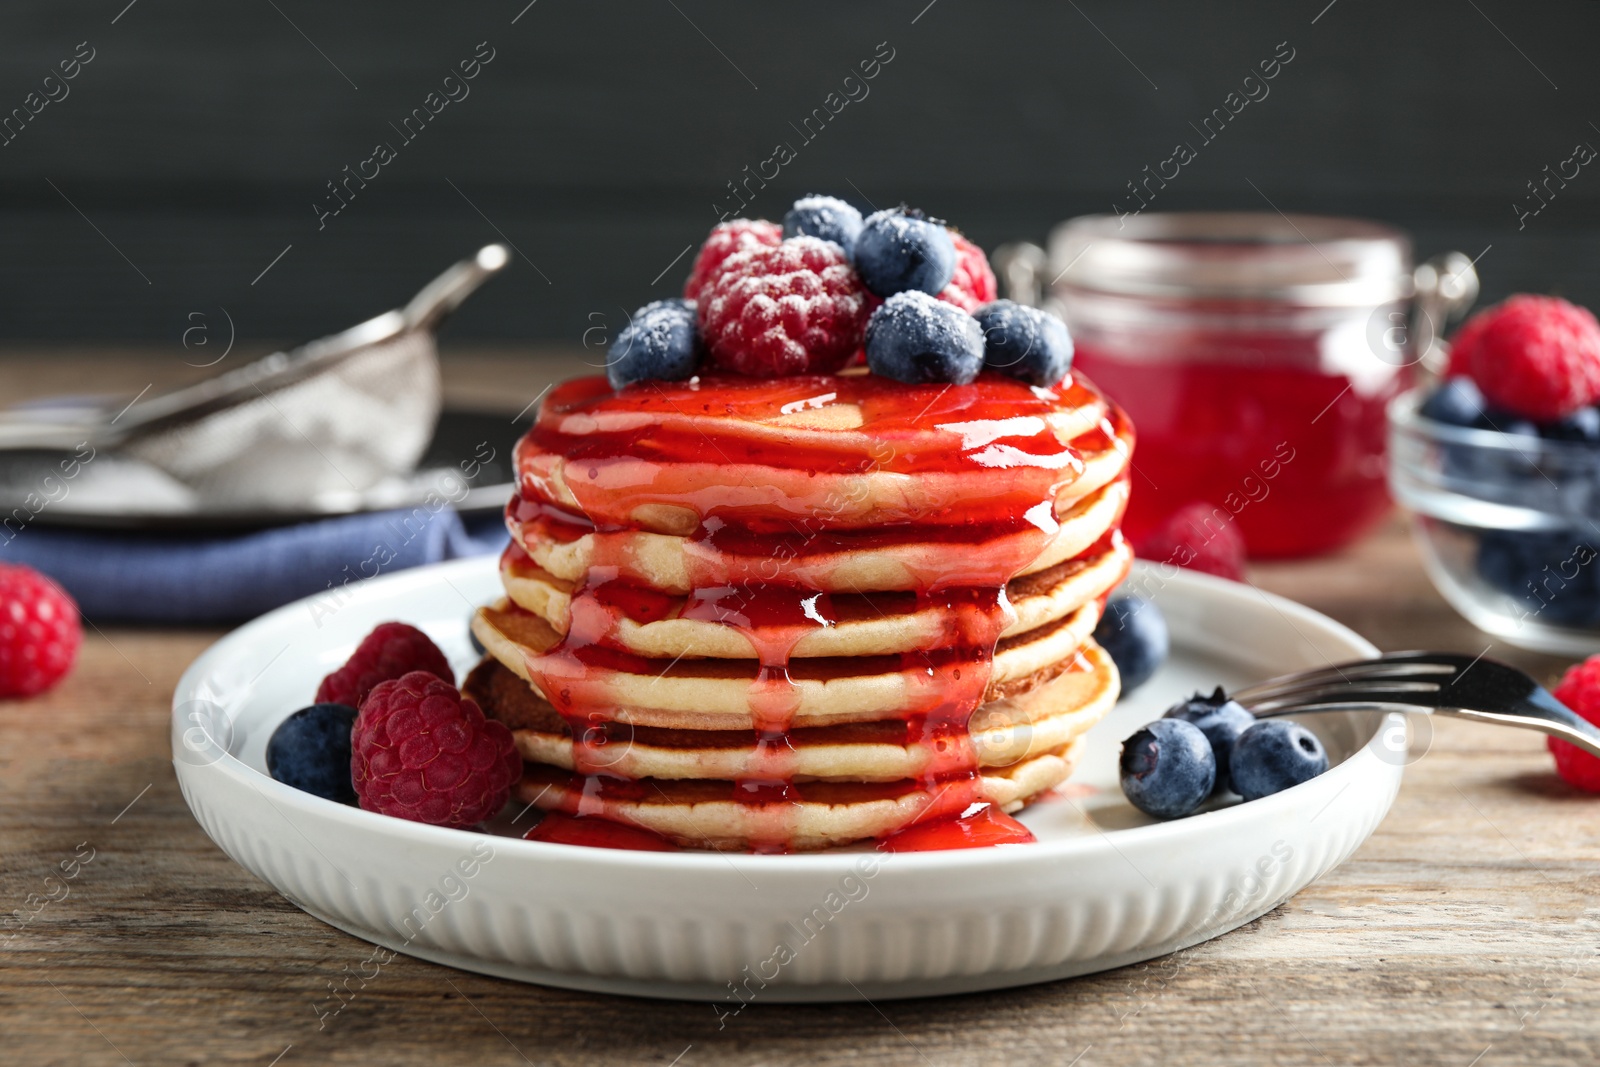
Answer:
[{"left": 1047, "top": 213, "right": 1414, "bottom": 558}]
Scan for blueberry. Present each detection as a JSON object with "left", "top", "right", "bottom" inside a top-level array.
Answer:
[
  {"left": 853, "top": 207, "right": 956, "bottom": 298},
  {"left": 267, "top": 703, "right": 358, "bottom": 803},
  {"left": 1480, "top": 408, "right": 1540, "bottom": 438},
  {"left": 1092, "top": 594, "right": 1168, "bottom": 696},
  {"left": 972, "top": 300, "right": 1075, "bottom": 386},
  {"left": 1543, "top": 406, "right": 1600, "bottom": 443},
  {"left": 782, "top": 195, "right": 864, "bottom": 255},
  {"left": 1228, "top": 719, "right": 1329, "bottom": 801},
  {"left": 1163, "top": 687, "right": 1256, "bottom": 794},
  {"left": 607, "top": 299, "right": 701, "bottom": 389},
  {"left": 1119, "top": 718, "right": 1216, "bottom": 819},
  {"left": 865, "top": 291, "right": 985, "bottom": 385},
  {"left": 1418, "top": 377, "right": 1490, "bottom": 428},
  {"left": 1475, "top": 527, "right": 1600, "bottom": 627},
  {"left": 1442, "top": 407, "right": 1542, "bottom": 483}
]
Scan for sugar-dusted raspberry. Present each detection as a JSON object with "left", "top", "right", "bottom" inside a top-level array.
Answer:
[
  {"left": 697, "top": 236, "right": 872, "bottom": 376},
  {"left": 683, "top": 219, "right": 782, "bottom": 301},
  {"left": 351, "top": 671, "right": 522, "bottom": 827},
  {"left": 1135, "top": 502, "right": 1247, "bottom": 582},
  {"left": 316, "top": 622, "right": 452, "bottom": 709},
  {"left": 0, "top": 563, "right": 81, "bottom": 699},
  {"left": 1448, "top": 295, "right": 1600, "bottom": 422},
  {"left": 1550, "top": 656, "right": 1600, "bottom": 792},
  {"left": 938, "top": 231, "right": 998, "bottom": 313}
]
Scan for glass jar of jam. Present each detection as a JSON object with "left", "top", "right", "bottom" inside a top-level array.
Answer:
[{"left": 1010, "top": 212, "right": 1471, "bottom": 559}]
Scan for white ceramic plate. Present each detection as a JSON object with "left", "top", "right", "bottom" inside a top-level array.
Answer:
[{"left": 173, "top": 559, "right": 1400, "bottom": 1003}]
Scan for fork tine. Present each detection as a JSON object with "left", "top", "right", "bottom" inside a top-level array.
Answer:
[
  {"left": 1231, "top": 658, "right": 1456, "bottom": 704},
  {"left": 1228, "top": 651, "right": 1600, "bottom": 760},
  {"left": 1242, "top": 680, "right": 1445, "bottom": 714}
]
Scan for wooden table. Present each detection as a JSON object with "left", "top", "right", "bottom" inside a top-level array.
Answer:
[{"left": 3, "top": 352, "right": 1598, "bottom": 1066}]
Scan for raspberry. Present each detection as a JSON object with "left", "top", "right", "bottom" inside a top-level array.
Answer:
[
  {"left": 1550, "top": 656, "right": 1600, "bottom": 792},
  {"left": 316, "top": 622, "right": 452, "bottom": 708},
  {"left": 1135, "top": 502, "right": 1248, "bottom": 582},
  {"left": 683, "top": 218, "right": 781, "bottom": 301},
  {"left": 1448, "top": 295, "right": 1600, "bottom": 422},
  {"left": 0, "top": 564, "right": 81, "bottom": 699},
  {"left": 351, "top": 671, "right": 522, "bottom": 827},
  {"left": 698, "top": 237, "right": 871, "bottom": 376},
  {"left": 938, "top": 231, "right": 997, "bottom": 313}
]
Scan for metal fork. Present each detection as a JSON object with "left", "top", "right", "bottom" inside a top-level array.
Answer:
[{"left": 1230, "top": 650, "right": 1600, "bottom": 758}]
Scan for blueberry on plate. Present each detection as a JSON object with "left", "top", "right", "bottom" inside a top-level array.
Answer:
[
  {"left": 607, "top": 298, "right": 701, "bottom": 389},
  {"left": 973, "top": 300, "right": 1075, "bottom": 387},
  {"left": 1092, "top": 594, "right": 1168, "bottom": 696},
  {"left": 1228, "top": 719, "right": 1329, "bottom": 801},
  {"left": 865, "top": 290, "right": 985, "bottom": 385},
  {"left": 783, "top": 195, "right": 864, "bottom": 255},
  {"left": 1164, "top": 687, "right": 1256, "bottom": 794},
  {"left": 853, "top": 207, "right": 956, "bottom": 298},
  {"left": 1543, "top": 406, "right": 1600, "bottom": 443},
  {"left": 1418, "top": 377, "right": 1490, "bottom": 428},
  {"left": 1119, "top": 718, "right": 1216, "bottom": 819},
  {"left": 267, "top": 703, "right": 359, "bottom": 804}
]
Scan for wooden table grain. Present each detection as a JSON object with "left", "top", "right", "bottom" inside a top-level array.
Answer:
[{"left": 2, "top": 352, "right": 1598, "bottom": 1067}]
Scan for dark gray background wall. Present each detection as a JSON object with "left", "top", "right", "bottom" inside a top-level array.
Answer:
[{"left": 3, "top": 0, "right": 1599, "bottom": 346}]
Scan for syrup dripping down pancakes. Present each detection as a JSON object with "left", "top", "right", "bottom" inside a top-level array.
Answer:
[{"left": 467, "top": 368, "right": 1135, "bottom": 851}]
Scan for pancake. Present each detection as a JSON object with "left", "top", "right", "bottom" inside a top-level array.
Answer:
[
  {"left": 514, "top": 476, "right": 1130, "bottom": 596},
  {"left": 500, "top": 534, "right": 1132, "bottom": 659},
  {"left": 466, "top": 641, "right": 1118, "bottom": 782},
  {"left": 519, "top": 369, "right": 1128, "bottom": 535},
  {"left": 495, "top": 368, "right": 1133, "bottom": 851},
  {"left": 471, "top": 596, "right": 1104, "bottom": 730},
  {"left": 514, "top": 739, "right": 1087, "bottom": 852}
]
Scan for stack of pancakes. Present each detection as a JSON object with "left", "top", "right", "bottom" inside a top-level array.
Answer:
[{"left": 468, "top": 369, "right": 1134, "bottom": 851}]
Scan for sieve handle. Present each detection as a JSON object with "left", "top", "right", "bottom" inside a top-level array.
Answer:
[{"left": 401, "top": 244, "right": 511, "bottom": 334}]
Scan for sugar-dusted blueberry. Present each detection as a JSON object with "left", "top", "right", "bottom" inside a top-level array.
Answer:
[
  {"left": 1229, "top": 719, "right": 1329, "bottom": 801},
  {"left": 853, "top": 207, "right": 956, "bottom": 298},
  {"left": 865, "top": 290, "right": 985, "bottom": 385},
  {"left": 1093, "top": 594, "right": 1168, "bottom": 696},
  {"left": 607, "top": 298, "right": 701, "bottom": 389},
  {"left": 973, "top": 300, "right": 1075, "bottom": 386},
  {"left": 1164, "top": 687, "right": 1256, "bottom": 794},
  {"left": 782, "top": 195, "right": 865, "bottom": 255},
  {"left": 1119, "top": 718, "right": 1216, "bottom": 819},
  {"left": 267, "top": 703, "right": 359, "bottom": 804},
  {"left": 1419, "top": 377, "right": 1491, "bottom": 428}
]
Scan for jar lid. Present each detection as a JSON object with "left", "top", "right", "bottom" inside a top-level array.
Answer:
[{"left": 1048, "top": 212, "right": 1413, "bottom": 306}]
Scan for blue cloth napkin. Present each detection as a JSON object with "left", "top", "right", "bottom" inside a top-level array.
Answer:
[{"left": 0, "top": 508, "right": 507, "bottom": 625}]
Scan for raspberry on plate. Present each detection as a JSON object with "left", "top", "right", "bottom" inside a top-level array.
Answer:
[
  {"left": 1448, "top": 295, "right": 1600, "bottom": 422},
  {"left": 698, "top": 236, "right": 872, "bottom": 376},
  {"left": 938, "top": 232, "right": 998, "bottom": 313},
  {"left": 1550, "top": 656, "right": 1600, "bottom": 792},
  {"left": 1135, "top": 502, "right": 1248, "bottom": 581},
  {"left": 683, "top": 218, "right": 782, "bottom": 301},
  {"left": 351, "top": 671, "right": 522, "bottom": 827},
  {"left": 0, "top": 563, "right": 81, "bottom": 699},
  {"left": 316, "top": 621, "right": 453, "bottom": 709}
]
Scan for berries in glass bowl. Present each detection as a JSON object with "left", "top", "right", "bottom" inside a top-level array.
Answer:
[{"left": 1389, "top": 295, "right": 1600, "bottom": 653}]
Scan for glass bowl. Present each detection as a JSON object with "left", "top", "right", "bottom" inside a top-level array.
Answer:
[{"left": 1388, "top": 387, "right": 1600, "bottom": 654}]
